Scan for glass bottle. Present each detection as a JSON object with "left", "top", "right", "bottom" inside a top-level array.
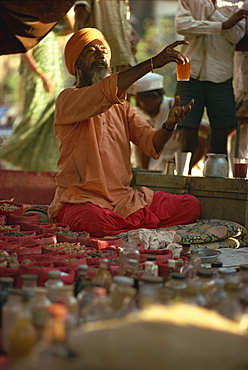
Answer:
[
  {"left": 73, "top": 264, "right": 91, "bottom": 297},
  {"left": 208, "top": 278, "right": 227, "bottom": 309},
  {"left": 93, "top": 259, "right": 113, "bottom": 291},
  {"left": 45, "top": 270, "right": 64, "bottom": 303},
  {"left": 163, "top": 259, "right": 176, "bottom": 284},
  {"left": 40, "top": 303, "right": 77, "bottom": 361},
  {"left": 214, "top": 275, "right": 243, "bottom": 321},
  {"left": 124, "top": 258, "right": 139, "bottom": 290},
  {"left": 80, "top": 286, "right": 109, "bottom": 322},
  {"left": 0, "top": 276, "right": 14, "bottom": 327},
  {"left": 142, "top": 261, "right": 156, "bottom": 277},
  {"left": 58, "top": 285, "right": 78, "bottom": 321},
  {"left": 195, "top": 268, "right": 217, "bottom": 307},
  {"left": 138, "top": 275, "right": 164, "bottom": 309},
  {"left": 77, "top": 281, "right": 98, "bottom": 324},
  {"left": 180, "top": 253, "right": 195, "bottom": 279},
  {"left": 190, "top": 249, "right": 201, "bottom": 271},
  {"left": 146, "top": 256, "right": 158, "bottom": 277},
  {"left": 2, "top": 288, "right": 23, "bottom": 353},
  {"left": 210, "top": 261, "right": 223, "bottom": 277},
  {"left": 109, "top": 276, "right": 136, "bottom": 315},
  {"left": 21, "top": 274, "right": 38, "bottom": 295},
  {"left": 164, "top": 272, "right": 187, "bottom": 304},
  {"left": 180, "top": 243, "right": 191, "bottom": 259},
  {"left": 119, "top": 241, "right": 140, "bottom": 276},
  {"left": 8, "top": 291, "right": 37, "bottom": 363},
  {"left": 30, "top": 287, "right": 51, "bottom": 339},
  {"left": 175, "top": 258, "right": 185, "bottom": 273}
]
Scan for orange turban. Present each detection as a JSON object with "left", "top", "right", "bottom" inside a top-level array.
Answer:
[{"left": 64, "top": 28, "right": 111, "bottom": 76}]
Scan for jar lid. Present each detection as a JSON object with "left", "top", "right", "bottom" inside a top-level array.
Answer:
[
  {"left": 211, "top": 261, "right": 223, "bottom": 268},
  {"left": 171, "top": 272, "right": 185, "bottom": 280},
  {"left": 0, "top": 277, "right": 14, "bottom": 283},
  {"left": 182, "top": 243, "right": 191, "bottom": 248},
  {"left": 21, "top": 274, "right": 38, "bottom": 280},
  {"left": 197, "top": 268, "right": 216, "bottom": 278},
  {"left": 113, "top": 276, "right": 134, "bottom": 286},
  {"left": 147, "top": 256, "right": 156, "bottom": 262},
  {"left": 78, "top": 264, "right": 88, "bottom": 270},
  {"left": 167, "top": 259, "right": 176, "bottom": 267},
  {"left": 140, "top": 275, "right": 163, "bottom": 284},
  {"left": 47, "top": 270, "right": 61, "bottom": 278},
  {"left": 218, "top": 267, "right": 237, "bottom": 275}
]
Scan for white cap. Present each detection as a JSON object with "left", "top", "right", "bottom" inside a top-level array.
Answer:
[{"left": 128, "top": 72, "right": 164, "bottom": 95}]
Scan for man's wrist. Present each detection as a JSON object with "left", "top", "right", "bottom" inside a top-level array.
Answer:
[{"left": 162, "top": 122, "right": 176, "bottom": 132}]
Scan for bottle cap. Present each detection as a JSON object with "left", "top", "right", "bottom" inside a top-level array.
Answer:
[
  {"left": 171, "top": 272, "right": 185, "bottom": 280},
  {"left": 113, "top": 276, "right": 134, "bottom": 286},
  {"left": 211, "top": 261, "right": 223, "bottom": 268},
  {"left": 140, "top": 275, "right": 163, "bottom": 284},
  {"left": 21, "top": 274, "right": 38, "bottom": 280},
  {"left": 182, "top": 243, "right": 191, "bottom": 248},
  {"left": 167, "top": 259, "right": 176, "bottom": 267},
  {"left": 147, "top": 256, "right": 156, "bottom": 262},
  {"left": 218, "top": 267, "right": 237, "bottom": 276},
  {"left": 197, "top": 268, "right": 216, "bottom": 278}
]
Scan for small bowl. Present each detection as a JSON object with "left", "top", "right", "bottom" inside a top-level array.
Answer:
[{"left": 198, "top": 248, "right": 221, "bottom": 263}]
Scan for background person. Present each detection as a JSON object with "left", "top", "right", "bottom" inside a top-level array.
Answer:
[
  {"left": 48, "top": 28, "right": 201, "bottom": 237},
  {"left": 0, "top": 29, "right": 66, "bottom": 172},
  {"left": 174, "top": 0, "right": 248, "bottom": 174},
  {"left": 73, "top": 0, "right": 139, "bottom": 73},
  {"left": 130, "top": 72, "right": 210, "bottom": 175}
]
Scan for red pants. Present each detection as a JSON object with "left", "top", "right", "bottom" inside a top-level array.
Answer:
[{"left": 56, "top": 191, "right": 201, "bottom": 237}]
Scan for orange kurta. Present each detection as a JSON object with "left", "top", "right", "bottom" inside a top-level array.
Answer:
[{"left": 48, "top": 74, "right": 162, "bottom": 220}]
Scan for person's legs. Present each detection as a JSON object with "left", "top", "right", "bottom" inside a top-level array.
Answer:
[
  {"left": 149, "top": 191, "right": 202, "bottom": 227},
  {"left": 57, "top": 191, "right": 201, "bottom": 237},
  {"left": 176, "top": 78, "right": 205, "bottom": 173},
  {"left": 206, "top": 79, "right": 236, "bottom": 154},
  {"left": 57, "top": 203, "right": 129, "bottom": 237},
  {"left": 209, "top": 127, "right": 229, "bottom": 154}
]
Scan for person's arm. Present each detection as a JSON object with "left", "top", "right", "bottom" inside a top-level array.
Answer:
[
  {"left": 152, "top": 96, "right": 194, "bottom": 153},
  {"left": 117, "top": 40, "right": 190, "bottom": 97},
  {"left": 74, "top": 3, "right": 90, "bottom": 31},
  {"left": 21, "top": 49, "right": 55, "bottom": 93}
]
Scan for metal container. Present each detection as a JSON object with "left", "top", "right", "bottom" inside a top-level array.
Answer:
[
  {"left": 203, "top": 153, "right": 228, "bottom": 178},
  {"left": 164, "top": 160, "right": 175, "bottom": 175}
]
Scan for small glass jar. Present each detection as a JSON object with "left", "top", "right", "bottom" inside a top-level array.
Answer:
[
  {"left": 74, "top": 264, "right": 91, "bottom": 297},
  {"left": 58, "top": 285, "right": 78, "bottom": 320},
  {"left": 30, "top": 287, "right": 51, "bottom": 337},
  {"left": 45, "top": 271, "right": 64, "bottom": 303},
  {"left": 138, "top": 275, "right": 164, "bottom": 308},
  {"left": 2, "top": 288, "right": 23, "bottom": 353},
  {"left": 119, "top": 241, "right": 140, "bottom": 276},
  {"left": 93, "top": 259, "right": 113, "bottom": 291},
  {"left": 110, "top": 276, "right": 136, "bottom": 312},
  {"left": 21, "top": 274, "right": 38, "bottom": 295}
]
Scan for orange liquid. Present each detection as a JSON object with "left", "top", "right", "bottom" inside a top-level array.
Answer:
[
  {"left": 234, "top": 163, "right": 248, "bottom": 178},
  {"left": 176, "top": 61, "right": 191, "bottom": 81},
  {"left": 8, "top": 318, "right": 37, "bottom": 359}
]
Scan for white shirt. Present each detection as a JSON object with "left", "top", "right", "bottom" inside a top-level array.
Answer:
[{"left": 175, "top": 0, "right": 246, "bottom": 83}]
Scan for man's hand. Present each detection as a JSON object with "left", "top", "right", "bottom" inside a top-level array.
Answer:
[
  {"left": 153, "top": 41, "right": 190, "bottom": 69},
  {"left": 165, "top": 95, "right": 194, "bottom": 130},
  {"left": 222, "top": 9, "right": 248, "bottom": 30}
]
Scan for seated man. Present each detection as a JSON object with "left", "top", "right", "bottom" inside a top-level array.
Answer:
[
  {"left": 48, "top": 27, "right": 201, "bottom": 237},
  {"left": 130, "top": 73, "right": 210, "bottom": 174}
]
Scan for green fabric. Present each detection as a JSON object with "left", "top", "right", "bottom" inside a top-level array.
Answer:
[{"left": 0, "top": 31, "right": 65, "bottom": 172}]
